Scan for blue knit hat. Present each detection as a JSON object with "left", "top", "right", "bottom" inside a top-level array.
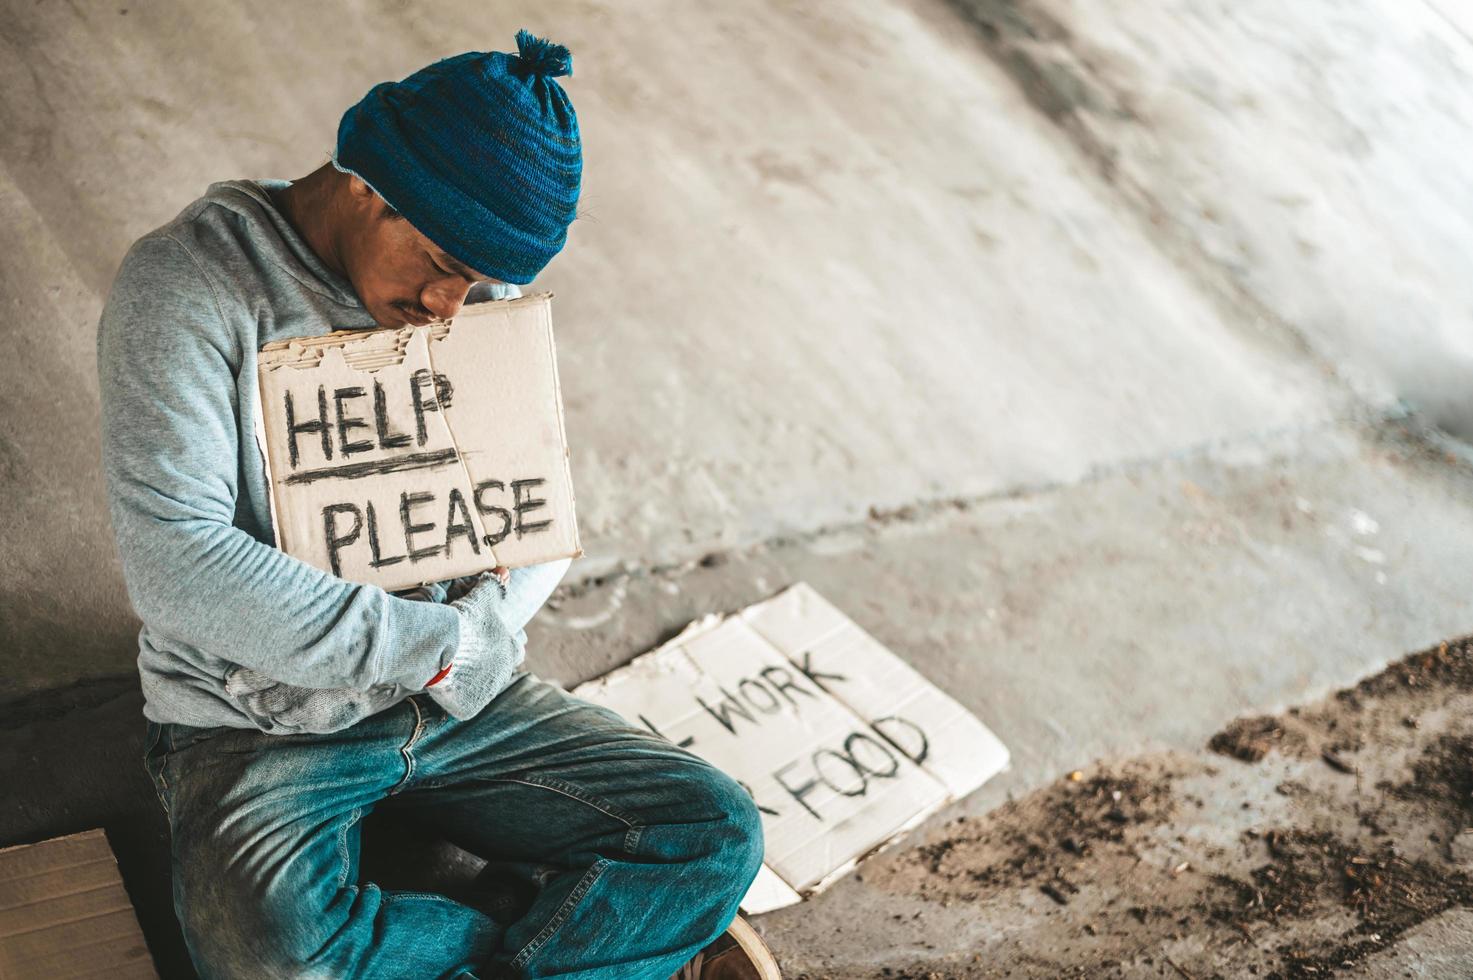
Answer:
[{"left": 335, "top": 31, "right": 581, "bottom": 285}]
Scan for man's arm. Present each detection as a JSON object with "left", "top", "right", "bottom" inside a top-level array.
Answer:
[
  {"left": 98, "top": 235, "right": 457, "bottom": 690},
  {"left": 221, "top": 557, "right": 571, "bottom": 732}
]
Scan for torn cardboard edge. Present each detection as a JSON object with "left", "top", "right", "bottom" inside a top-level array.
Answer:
[
  {"left": 572, "top": 583, "right": 1010, "bottom": 913},
  {"left": 253, "top": 292, "right": 581, "bottom": 591}
]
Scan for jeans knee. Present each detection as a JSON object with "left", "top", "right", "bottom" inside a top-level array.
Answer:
[
  {"left": 697, "top": 768, "right": 767, "bottom": 885},
  {"left": 180, "top": 876, "right": 343, "bottom": 980}
]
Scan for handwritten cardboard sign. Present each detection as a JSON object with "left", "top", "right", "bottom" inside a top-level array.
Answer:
[
  {"left": 572, "top": 583, "right": 1010, "bottom": 912},
  {"left": 255, "top": 293, "right": 580, "bottom": 590}
]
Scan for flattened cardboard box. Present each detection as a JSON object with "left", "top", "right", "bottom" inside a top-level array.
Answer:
[
  {"left": 573, "top": 583, "right": 1010, "bottom": 913},
  {"left": 256, "top": 292, "right": 580, "bottom": 591},
  {"left": 0, "top": 829, "right": 158, "bottom": 978}
]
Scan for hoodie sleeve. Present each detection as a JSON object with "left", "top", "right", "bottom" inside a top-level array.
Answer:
[{"left": 98, "top": 234, "right": 458, "bottom": 689}]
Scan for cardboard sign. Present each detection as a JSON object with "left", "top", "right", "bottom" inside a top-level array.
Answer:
[
  {"left": 256, "top": 293, "right": 580, "bottom": 590},
  {"left": 572, "top": 583, "right": 1010, "bottom": 912},
  {"left": 0, "top": 829, "right": 157, "bottom": 978}
]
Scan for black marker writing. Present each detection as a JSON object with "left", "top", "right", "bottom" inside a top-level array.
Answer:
[
  {"left": 372, "top": 379, "right": 411, "bottom": 450},
  {"left": 697, "top": 686, "right": 757, "bottom": 735},
  {"left": 284, "top": 448, "right": 460, "bottom": 486},
  {"left": 512, "top": 478, "right": 551, "bottom": 537},
  {"left": 366, "top": 500, "right": 404, "bottom": 568},
  {"left": 322, "top": 503, "right": 362, "bottom": 577},
  {"left": 318, "top": 475, "right": 556, "bottom": 574},
  {"left": 410, "top": 369, "right": 453, "bottom": 446},
  {"left": 285, "top": 386, "right": 333, "bottom": 468},
  {"left": 768, "top": 718, "right": 931, "bottom": 824},
  {"left": 333, "top": 386, "right": 373, "bottom": 457},
  {"left": 795, "top": 652, "right": 847, "bottom": 694},
  {"left": 400, "top": 491, "right": 440, "bottom": 562},
  {"left": 474, "top": 480, "right": 513, "bottom": 548},
  {"left": 444, "top": 487, "right": 480, "bottom": 558}
]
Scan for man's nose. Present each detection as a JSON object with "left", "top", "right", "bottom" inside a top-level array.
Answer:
[{"left": 421, "top": 279, "right": 471, "bottom": 320}]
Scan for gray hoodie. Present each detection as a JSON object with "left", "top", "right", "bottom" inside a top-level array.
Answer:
[{"left": 97, "top": 180, "right": 532, "bottom": 731}]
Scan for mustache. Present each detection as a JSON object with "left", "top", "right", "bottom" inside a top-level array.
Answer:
[
  {"left": 392, "top": 300, "right": 433, "bottom": 318},
  {"left": 390, "top": 301, "right": 437, "bottom": 325}
]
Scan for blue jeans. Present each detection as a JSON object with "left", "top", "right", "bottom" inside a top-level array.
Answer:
[{"left": 144, "top": 675, "right": 765, "bottom": 979}]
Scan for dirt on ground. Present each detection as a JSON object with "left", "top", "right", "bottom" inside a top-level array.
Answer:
[{"left": 799, "top": 637, "right": 1473, "bottom": 978}]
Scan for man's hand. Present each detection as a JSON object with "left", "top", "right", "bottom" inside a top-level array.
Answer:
[
  {"left": 222, "top": 667, "right": 403, "bottom": 734},
  {"left": 398, "top": 567, "right": 509, "bottom": 606},
  {"left": 424, "top": 572, "right": 523, "bottom": 719}
]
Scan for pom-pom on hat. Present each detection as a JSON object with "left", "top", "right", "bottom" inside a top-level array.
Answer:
[{"left": 335, "top": 30, "right": 581, "bottom": 285}]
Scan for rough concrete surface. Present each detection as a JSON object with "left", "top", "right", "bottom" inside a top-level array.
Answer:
[
  {"left": 956, "top": 0, "right": 1473, "bottom": 437},
  {"left": 534, "top": 417, "right": 1473, "bottom": 795},
  {"left": 1350, "top": 910, "right": 1473, "bottom": 978},
  {"left": 781, "top": 636, "right": 1473, "bottom": 978},
  {"left": 2, "top": 0, "right": 1473, "bottom": 976},
  {"left": 0, "top": 0, "right": 1348, "bottom": 698}
]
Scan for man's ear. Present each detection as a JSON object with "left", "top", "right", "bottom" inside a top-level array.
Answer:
[
  {"left": 345, "top": 174, "right": 394, "bottom": 220},
  {"left": 346, "top": 174, "right": 375, "bottom": 202},
  {"left": 348, "top": 176, "right": 403, "bottom": 222}
]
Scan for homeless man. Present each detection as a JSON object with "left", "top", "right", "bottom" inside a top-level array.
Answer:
[{"left": 97, "top": 32, "right": 777, "bottom": 980}]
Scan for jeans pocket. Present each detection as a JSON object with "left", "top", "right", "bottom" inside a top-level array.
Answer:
[{"left": 141, "top": 722, "right": 172, "bottom": 817}]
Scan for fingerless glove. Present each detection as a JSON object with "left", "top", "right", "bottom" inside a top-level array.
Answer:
[{"left": 425, "top": 573, "right": 525, "bottom": 719}]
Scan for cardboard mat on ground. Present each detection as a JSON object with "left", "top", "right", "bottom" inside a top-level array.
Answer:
[
  {"left": 256, "top": 292, "right": 580, "bottom": 591},
  {"left": 0, "top": 829, "right": 157, "bottom": 978},
  {"left": 572, "top": 583, "right": 1010, "bottom": 912}
]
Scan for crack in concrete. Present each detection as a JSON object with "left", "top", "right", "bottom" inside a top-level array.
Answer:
[
  {"left": 3, "top": 406, "right": 1458, "bottom": 737},
  {"left": 9, "top": 404, "right": 1460, "bottom": 730},
  {"left": 557, "top": 402, "right": 1445, "bottom": 603}
]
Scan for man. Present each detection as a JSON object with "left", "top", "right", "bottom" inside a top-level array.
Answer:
[{"left": 98, "top": 31, "right": 778, "bottom": 979}]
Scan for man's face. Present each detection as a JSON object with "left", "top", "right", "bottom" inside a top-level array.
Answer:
[{"left": 340, "top": 178, "right": 496, "bottom": 328}]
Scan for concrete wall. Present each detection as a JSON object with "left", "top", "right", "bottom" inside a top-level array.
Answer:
[
  {"left": 7, "top": 2, "right": 1473, "bottom": 974},
  {"left": 987, "top": 0, "right": 1473, "bottom": 434},
  {"left": 2, "top": 0, "right": 1471, "bottom": 730},
  {"left": 1, "top": 0, "right": 1367, "bottom": 700}
]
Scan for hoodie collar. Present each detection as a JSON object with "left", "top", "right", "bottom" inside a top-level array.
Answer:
[{"left": 204, "top": 179, "right": 367, "bottom": 311}]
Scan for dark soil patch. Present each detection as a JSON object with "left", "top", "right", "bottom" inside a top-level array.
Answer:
[
  {"left": 1201, "top": 638, "right": 1473, "bottom": 976},
  {"left": 1209, "top": 715, "right": 1292, "bottom": 762},
  {"left": 1211, "top": 828, "right": 1473, "bottom": 978},
  {"left": 914, "top": 769, "right": 1176, "bottom": 901},
  {"left": 1381, "top": 733, "right": 1473, "bottom": 827},
  {"left": 1212, "top": 831, "right": 1341, "bottom": 923},
  {"left": 1342, "top": 638, "right": 1473, "bottom": 704},
  {"left": 854, "top": 633, "right": 1473, "bottom": 980}
]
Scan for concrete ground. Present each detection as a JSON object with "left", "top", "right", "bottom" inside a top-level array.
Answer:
[
  {"left": 2, "top": 0, "right": 1472, "bottom": 976},
  {"left": 814, "top": 636, "right": 1473, "bottom": 978}
]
